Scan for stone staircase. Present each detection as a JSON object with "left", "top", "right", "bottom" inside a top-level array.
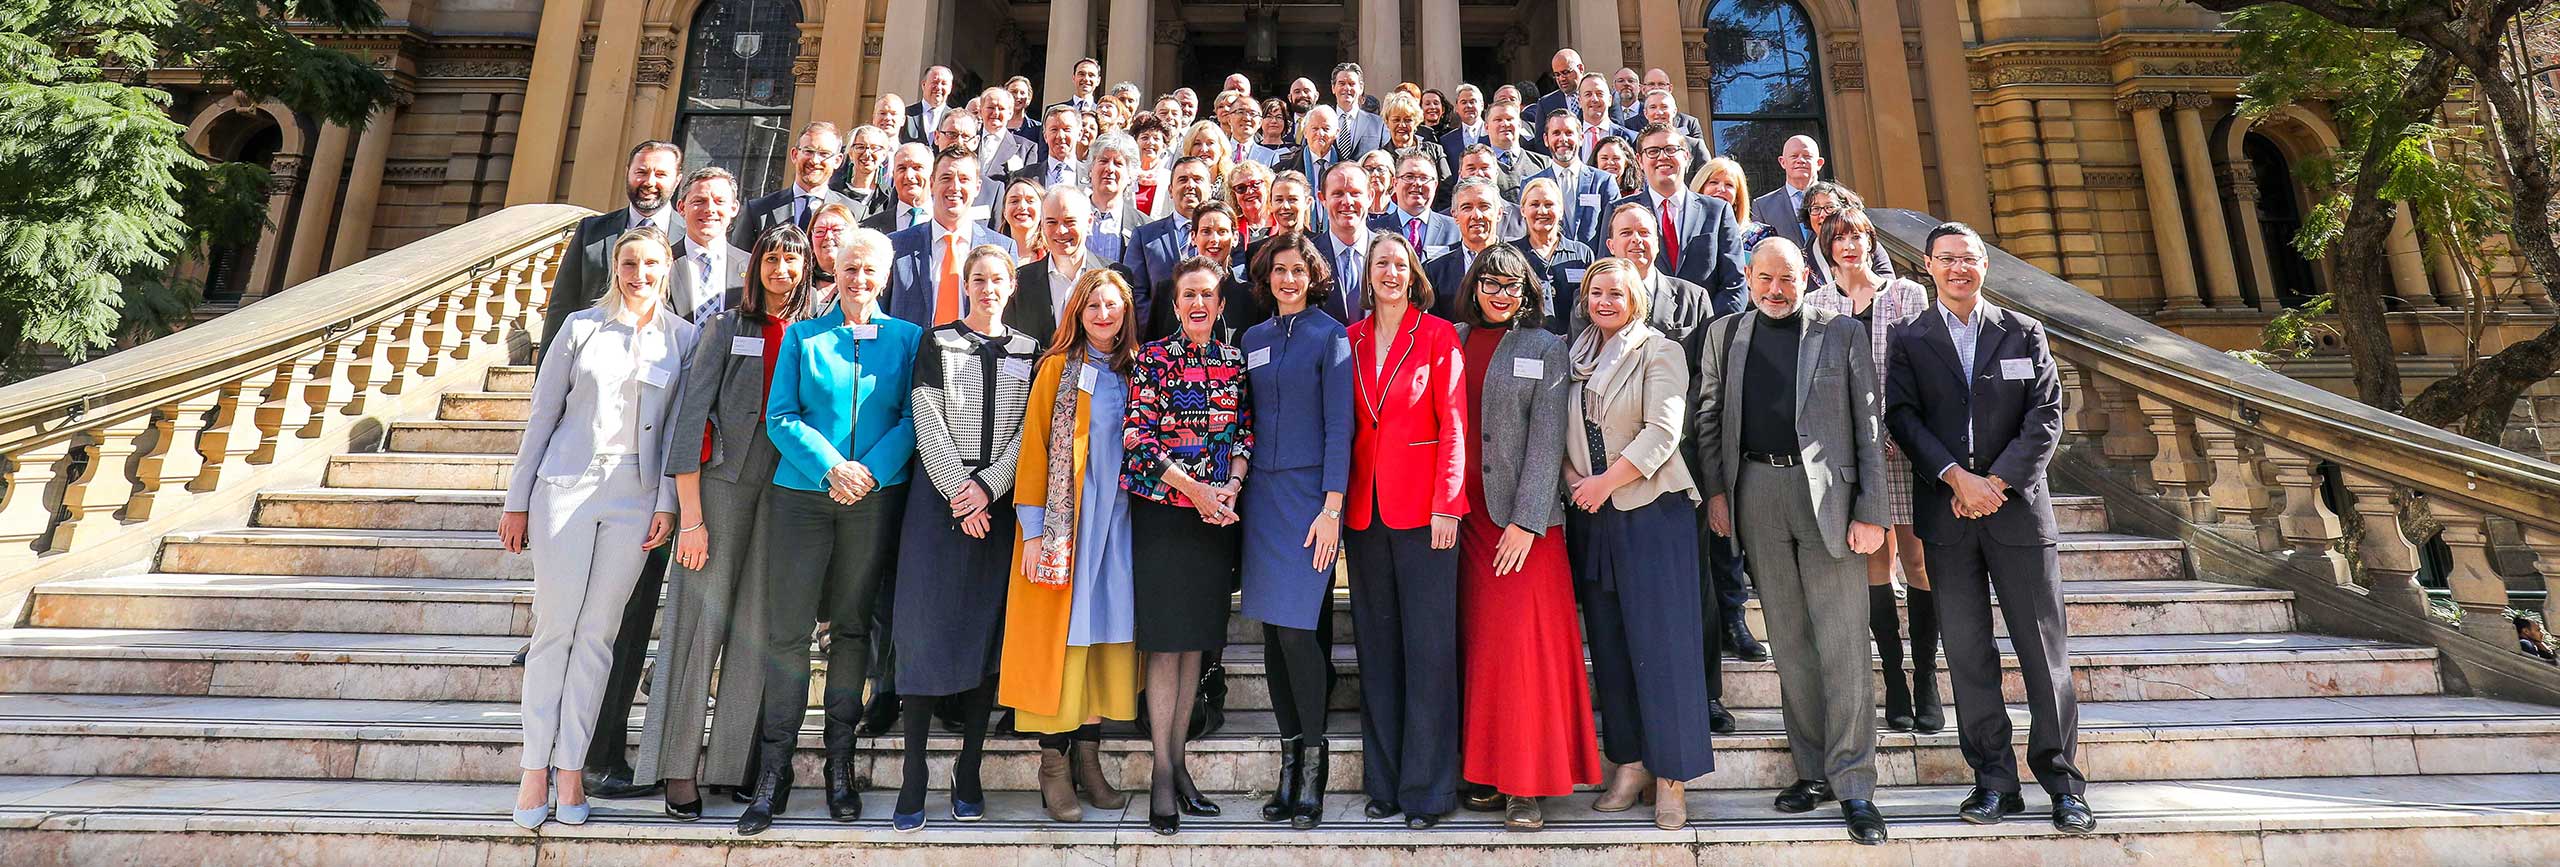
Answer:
[{"left": 1, "top": 364, "right": 2557, "bottom": 864}]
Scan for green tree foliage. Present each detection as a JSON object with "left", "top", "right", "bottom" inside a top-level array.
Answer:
[{"left": 0, "top": 1, "right": 394, "bottom": 375}]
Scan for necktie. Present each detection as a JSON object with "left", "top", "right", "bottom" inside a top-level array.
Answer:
[
  {"left": 935, "top": 233, "right": 964, "bottom": 325},
  {"left": 693, "top": 254, "right": 723, "bottom": 321},
  {"left": 1405, "top": 217, "right": 1422, "bottom": 248},
  {"left": 1338, "top": 245, "right": 1361, "bottom": 316},
  {"left": 1658, "top": 199, "right": 1681, "bottom": 273},
  {"left": 793, "top": 195, "right": 810, "bottom": 228},
  {"left": 908, "top": 206, "right": 924, "bottom": 230}
]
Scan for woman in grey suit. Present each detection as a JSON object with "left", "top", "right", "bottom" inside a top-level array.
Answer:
[
  {"left": 632, "top": 224, "right": 819, "bottom": 820},
  {"left": 499, "top": 225, "right": 701, "bottom": 829},
  {"left": 1448, "top": 244, "right": 1598, "bottom": 831}
]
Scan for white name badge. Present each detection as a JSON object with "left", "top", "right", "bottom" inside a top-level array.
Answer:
[
  {"left": 1001, "top": 358, "right": 1033, "bottom": 381},
  {"left": 1078, "top": 362, "right": 1099, "bottom": 393},
  {"left": 1007, "top": 153, "right": 1027, "bottom": 171},
  {"left": 730, "top": 336, "right": 765, "bottom": 356},
  {"left": 1563, "top": 267, "right": 1587, "bottom": 285},
  {"left": 1579, "top": 193, "right": 1601, "bottom": 209},
  {"left": 1246, "top": 347, "right": 1273, "bottom": 370},
  {"left": 1512, "top": 357, "right": 1545, "bottom": 380},
  {"left": 638, "top": 365, "right": 673, "bottom": 388},
  {"left": 848, "top": 324, "right": 879, "bottom": 340},
  {"left": 2000, "top": 357, "right": 2034, "bottom": 381},
  {"left": 966, "top": 205, "right": 993, "bottom": 224}
]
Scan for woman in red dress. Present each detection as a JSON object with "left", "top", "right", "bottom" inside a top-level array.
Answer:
[{"left": 1449, "top": 244, "right": 1599, "bottom": 831}]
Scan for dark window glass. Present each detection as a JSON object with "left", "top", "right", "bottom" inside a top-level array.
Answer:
[
  {"left": 1703, "top": 0, "right": 1827, "bottom": 201},
  {"left": 674, "top": 0, "right": 803, "bottom": 196},
  {"left": 2244, "top": 132, "right": 2324, "bottom": 308}
]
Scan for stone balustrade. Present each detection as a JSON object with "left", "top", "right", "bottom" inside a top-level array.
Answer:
[
  {"left": 1871, "top": 209, "right": 2560, "bottom": 702},
  {"left": 0, "top": 204, "right": 590, "bottom": 610}
]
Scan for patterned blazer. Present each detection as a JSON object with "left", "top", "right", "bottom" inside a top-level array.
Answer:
[{"left": 1804, "top": 277, "right": 1931, "bottom": 396}]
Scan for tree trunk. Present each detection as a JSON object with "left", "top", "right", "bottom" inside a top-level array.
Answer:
[
  {"left": 2325, "top": 50, "right": 2460, "bottom": 412},
  {"left": 2404, "top": 322, "right": 2560, "bottom": 440}
]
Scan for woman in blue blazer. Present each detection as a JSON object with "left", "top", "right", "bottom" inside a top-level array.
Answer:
[{"left": 736, "top": 226, "right": 924, "bottom": 835}]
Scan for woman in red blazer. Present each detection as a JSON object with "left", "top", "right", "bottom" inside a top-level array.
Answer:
[{"left": 1343, "top": 232, "right": 1468, "bottom": 829}]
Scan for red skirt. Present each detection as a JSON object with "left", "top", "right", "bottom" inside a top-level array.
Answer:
[{"left": 1457, "top": 512, "right": 1601, "bottom": 796}]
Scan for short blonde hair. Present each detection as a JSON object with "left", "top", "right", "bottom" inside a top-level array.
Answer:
[
  {"left": 1580, "top": 257, "right": 1651, "bottom": 326},
  {"left": 1380, "top": 91, "right": 1422, "bottom": 125},
  {"left": 1693, "top": 156, "right": 1751, "bottom": 218},
  {"left": 594, "top": 226, "right": 672, "bottom": 318}
]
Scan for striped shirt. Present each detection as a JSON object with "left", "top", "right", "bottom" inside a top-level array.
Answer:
[{"left": 910, "top": 321, "right": 1042, "bottom": 500}]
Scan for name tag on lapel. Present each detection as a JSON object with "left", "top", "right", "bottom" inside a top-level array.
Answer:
[
  {"left": 1078, "top": 363, "right": 1099, "bottom": 393},
  {"left": 1512, "top": 357, "right": 1544, "bottom": 379},
  {"left": 638, "top": 364, "right": 673, "bottom": 388},
  {"left": 1246, "top": 347, "right": 1273, "bottom": 370},
  {"left": 848, "top": 324, "right": 879, "bottom": 340},
  {"left": 1563, "top": 267, "right": 1586, "bottom": 286},
  {"left": 1578, "top": 193, "right": 1600, "bottom": 209},
  {"left": 2000, "top": 357, "right": 2034, "bottom": 381},
  {"left": 966, "top": 205, "right": 992, "bottom": 224},
  {"left": 730, "top": 336, "right": 765, "bottom": 356},
  {"left": 1001, "top": 358, "right": 1033, "bottom": 381}
]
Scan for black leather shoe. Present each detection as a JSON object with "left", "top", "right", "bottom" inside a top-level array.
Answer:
[
  {"left": 1364, "top": 799, "right": 1401, "bottom": 820},
  {"left": 735, "top": 758, "right": 793, "bottom": 837},
  {"left": 588, "top": 766, "right": 659, "bottom": 799},
  {"left": 1150, "top": 810, "right": 1181, "bottom": 835},
  {"left": 1707, "top": 700, "right": 1737, "bottom": 735},
  {"left": 1175, "top": 775, "right": 1220, "bottom": 817},
  {"left": 1290, "top": 738, "right": 1329, "bottom": 830},
  {"left": 1725, "top": 619, "right": 1771, "bottom": 662},
  {"left": 2051, "top": 794, "right": 2097, "bottom": 834},
  {"left": 1958, "top": 787, "right": 2025, "bottom": 825},
  {"left": 855, "top": 696, "right": 901, "bottom": 738},
  {"left": 1842, "top": 799, "right": 1888, "bottom": 845},
  {"left": 824, "top": 753, "right": 862, "bottom": 821},
  {"left": 1404, "top": 811, "right": 1441, "bottom": 830},
  {"left": 1462, "top": 783, "right": 1502, "bottom": 812},
  {"left": 1773, "top": 779, "right": 1835, "bottom": 813},
  {"left": 1189, "top": 663, "right": 1230, "bottom": 740},
  {"left": 665, "top": 793, "right": 703, "bottom": 822}
]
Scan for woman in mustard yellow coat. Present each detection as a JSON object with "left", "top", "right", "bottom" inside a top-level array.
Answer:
[{"left": 1000, "top": 268, "right": 1143, "bottom": 823}]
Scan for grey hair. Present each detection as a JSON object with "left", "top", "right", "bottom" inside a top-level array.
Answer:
[
  {"left": 837, "top": 227, "right": 895, "bottom": 270},
  {"left": 1089, "top": 131, "right": 1138, "bottom": 163}
]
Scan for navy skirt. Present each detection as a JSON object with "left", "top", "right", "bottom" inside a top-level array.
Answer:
[{"left": 890, "top": 479, "right": 1017, "bottom": 696}]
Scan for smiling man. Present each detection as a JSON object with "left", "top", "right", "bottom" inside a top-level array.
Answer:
[
  {"left": 738, "top": 122, "right": 858, "bottom": 251},
  {"left": 885, "top": 148, "right": 1017, "bottom": 326}
]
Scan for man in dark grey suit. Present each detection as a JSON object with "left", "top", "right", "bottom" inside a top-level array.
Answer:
[
  {"left": 736, "top": 122, "right": 858, "bottom": 252},
  {"left": 1528, "top": 48, "right": 1586, "bottom": 151},
  {"left": 900, "top": 65, "right": 957, "bottom": 145},
  {"left": 541, "top": 140, "right": 686, "bottom": 360},
  {"left": 671, "top": 167, "right": 750, "bottom": 323},
  {"left": 1696, "top": 238, "right": 1890, "bottom": 846},
  {"left": 1884, "top": 222, "right": 2093, "bottom": 835}
]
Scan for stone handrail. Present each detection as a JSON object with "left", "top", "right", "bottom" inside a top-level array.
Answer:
[
  {"left": 1870, "top": 208, "right": 2560, "bottom": 701},
  {"left": 0, "top": 203, "right": 590, "bottom": 604}
]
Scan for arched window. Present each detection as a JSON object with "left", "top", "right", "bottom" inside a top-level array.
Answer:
[
  {"left": 2244, "top": 132, "right": 2323, "bottom": 308},
  {"left": 1703, "top": 0, "right": 1827, "bottom": 199},
  {"left": 674, "top": 0, "right": 803, "bottom": 196}
]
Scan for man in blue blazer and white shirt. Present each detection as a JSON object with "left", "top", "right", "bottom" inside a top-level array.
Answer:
[
  {"left": 1311, "top": 161, "right": 1376, "bottom": 325},
  {"left": 1605, "top": 123, "right": 1746, "bottom": 312},
  {"left": 884, "top": 149, "right": 1016, "bottom": 326},
  {"left": 1529, "top": 110, "right": 1617, "bottom": 246},
  {"left": 1367, "top": 151, "right": 1459, "bottom": 260},
  {"left": 1436, "top": 84, "right": 1489, "bottom": 156},
  {"left": 1883, "top": 222, "right": 2092, "bottom": 836},
  {"left": 1566, "top": 73, "right": 1637, "bottom": 164},
  {"left": 1328, "top": 63, "right": 1388, "bottom": 161},
  {"left": 736, "top": 122, "right": 860, "bottom": 252},
  {"left": 1529, "top": 48, "right": 1587, "bottom": 152},
  {"left": 1122, "top": 155, "right": 1222, "bottom": 337}
]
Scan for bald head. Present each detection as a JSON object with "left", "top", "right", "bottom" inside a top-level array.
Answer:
[
  {"left": 1746, "top": 238, "right": 1809, "bottom": 317},
  {"left": 1780, "top": 135, "right": 1825, "bottom": 188}
]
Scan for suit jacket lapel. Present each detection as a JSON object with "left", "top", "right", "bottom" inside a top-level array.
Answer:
[
  {"left": 1917, "top": 307, "right": 1967, "bottom": 393},
  {"left": 1972, "top": 304, "right": 2011, "bottom": 388},
  {"left": 1722, "top": 309, "right": 1753, "bottom": 434},
  {"left": 1795, "top": 307, "right": 1828, "bottom": 414}
]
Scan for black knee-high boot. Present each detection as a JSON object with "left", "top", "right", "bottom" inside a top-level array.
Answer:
[
  {"left": 1908, "top": 586, "right": 1944, "bottom": 733},
  {"left": 1870, "top": 584, "right": 1913, "bottom": 732}
]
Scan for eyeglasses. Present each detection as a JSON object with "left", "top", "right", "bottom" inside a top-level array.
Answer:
[
  {"left": 1639, "top": 146, "right": 1684, "bottom": 160},
  {"left": 1930, "top": 254, "right": 1987, "bottom": 268},
  {"left": 1476, "top": 277, "right": 1528, "bottom": 297},
  {"left": 793, "top": 146, "right": 839, "bottom": 159},
  {"left": 1806, "top": 204, "right": 1841, "bottom": 217},
  {"left": 1394, "top": 172, "right": 1434, "bottom": 184}
]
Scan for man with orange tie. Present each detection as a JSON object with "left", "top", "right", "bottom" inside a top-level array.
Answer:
[{"left": 886, "top": 147, "right": 1019, "bottom": 326}]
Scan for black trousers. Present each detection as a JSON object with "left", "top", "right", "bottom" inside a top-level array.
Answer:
[
  {"left": 1695, "top": 517, "right": 1739, "bottom": 699},
  {"left": 1344, "top": 524, "right": 1460, "bottom": 816},
  {"left": 584, "top": 546, "right": 668, "bottom": 774},
  {"left": 1924, "top": 522, "right": 2085, "bottom": 796},
  {"left": 755, "top": 484, "right": 905, "bottom": 758}
]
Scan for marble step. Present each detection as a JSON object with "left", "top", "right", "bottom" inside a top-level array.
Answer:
[
  {"left": 0, "top": 692, "right": 2539, "bottom": 791},
  {"left": 322, "top": 454, "right": 519, "bottom": 491},
  {"left": 154, "top": 527, "right": 2187, "bottom": 583},
  {"left": 484, "top": 366, "right": 535, "bottom": 394},
  {"left": 385, "top": 421, "right": 527, "bottom": 454},
  {"left": 438, "top": 392, "right": 529, "bottom": 422},
  {"left": 0, "top": 626, "right": 2441, "bottom": 708},
  {"left": 25, "top": 571, "right": 2293, "bottom": 645},
  {"left": 8, "top": 772, "right": 2559, "bottom": 864},
  {"left": 256, "top": 489, "right": 510, "bottom": 532}
]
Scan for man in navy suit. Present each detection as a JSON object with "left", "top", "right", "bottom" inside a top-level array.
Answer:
[
  {"left": 1643, "top": 68, "right": 1708, "bottom": 140},
  {"left": 736, "top": 122, "right": 858, "bottom": 251},
  {"left": 1122, "top": 155, "right": 1221, "bottom": 336},
  {"left": 1482, "top": 99, "right": 1552, "bottom": 184},
  {"left": 1611, "top": 67, "right": 1646, "bottom": 127},
  {"left": 1565, "top": 73, "right": 1635, "bottom": 165},
  {"left": 1640, "top": 88, "right": 1711, "bottom": 184},
  {"left": 1009, "top": 187, "right": 1134, "bottom": 345},
  {"left": 1329, "top": 63, "right": 1388, "bottom": 161},
  {"left": 884, "top": 149, "right": 1017, "bottom": 326},
  {"left": 1529, "top": 48, "right": 1585, "bottom": 149},
  {"left": 1436, "top": 84, "right": 1488, "bottom": 156},
  {"left": 1883, "top": 222, "right": 2093, "bottom": 836},
  {"left": 1606, "top": 123, "right": 1745, "bottom": 310},
  {"left": 1047, "top": 57, "right": 1103, "bottom": 117},
  {"left": 1278, "top": 106, "right": 1341, "bottom": 192},
  {"left": 1529, "top": 110, "right": 1616, "bottom": 246},
  {"left": 900, "top": 65, "right": 957, "bottom": 145},
  {"left": 1368, "top": 151, "right": 1458, "bottom": 260},
  {"left": 929, "top": 110, "right": 1008, "bottom": 211},
  {"left": 1419, "top": 178, "right": 1535, "bottom": 321},
  {"left": 1312, "top": 161, "right": 1376, "bottom": 324},
  {"left": 860, "top": 142, "right": 938, "bottom": 235}
]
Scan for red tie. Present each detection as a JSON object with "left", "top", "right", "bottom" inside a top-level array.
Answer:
[{"left": 1658, "top": 199, "right": 1680, "bottom": 273}]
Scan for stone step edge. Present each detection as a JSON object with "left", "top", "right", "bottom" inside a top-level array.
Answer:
[{"left": 160, "top": 527, "right": 2190, "bottom": 551}]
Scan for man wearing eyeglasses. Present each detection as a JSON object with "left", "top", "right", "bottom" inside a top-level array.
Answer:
[
  {"left": 737, "top": 122, "right": 860, "bottom": 251},
  {"left": 1882, "top": 222, "right": 2092, "bottom": 837},
  {"left": 1606, "top": 124, "right": 1744, "bottom": 313},
  {"left": 1366, "top": 152, "right": 1458, "bottom": 261}
]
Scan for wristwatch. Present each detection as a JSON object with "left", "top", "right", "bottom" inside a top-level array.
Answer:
[{"left": 1320, "top": 508, "right": 1341, "bottom": 520}]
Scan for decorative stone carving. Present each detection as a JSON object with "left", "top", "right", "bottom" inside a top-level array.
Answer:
[
  {"left": 865, "top": 30, "right": 883, "bottom": 59},
  {"left": 580, "top": 32, "right": 597, "bottom": 62},
  {"left": 2084, "top": 169, "right": 2144, "bottom": 189},
  {"left": 1623, "top": 39, "right": 1641, "bottom": 66},
  {"left": 264, "top": 154, "right": 305, "bottom": 196},
  {"left": 1986, "top": 65, "right": 2110, "bottom": 87},
  {"left": 384, "top": 161, "right": 448, "bottom": 185},
  {"left": 2172, "top": 91, "right": 2215, "bottom": 111},
  {"left": 794, "top": 33, "right": 821, "bottom": 86},
  {"left": 635, "top": 55, "right": 675, "bottom": 88},
  {"left": 1157, "top": 19, "right": 1187, "bottom": 46},
  {"left": 1685, "top": 39, "right": 1710, "bottom": 91},
  {"left": 2143, "top": 59, "right": 2249, "bottom": 78},
  {"left": 419, "top": 59, "right": 533, "bottom": 79},
  {"left": 1829, "top": 40, "right": 1864, "bottom": 93},
  {"left": 2114, "top": 92, "right": 2175, "bottom": 113}
]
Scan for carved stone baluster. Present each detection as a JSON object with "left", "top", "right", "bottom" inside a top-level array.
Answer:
[
  {"left": 337, "top": 321, "right": 395, "bottom": 417},
  {"left": 2340, "top": 472, "right": 2429, "bottom": 616},
  {"left": 2137, "top": 395, "right": 2209, "bottom": 521},
  {"left": 2194, "top": 418, "right": 2278, "bottom": 549},
  {"left": 379, "top": 304, "right": 429, "bottom": 395},
  {"left": 299, "top": 332, "right": 360, "bottom": 436},
  {"left": 515, "top": 252, "right": 553, "bottom": 347},
  {"left": 2093, "top": 376, "right": 2156, "bottom": 491},
  {"left": 2526, "top": 527, "right": 2560, "bottom": 639},
  {"left": 0, "top": 438, "right": 77, "bottom": 555},
  {"left": 125, "top": 390, "right": 222, "bottom": 521},
  {"left": 2263, "top": 443, "right": 2351, "bottom": 584},
  {"left": 54, "top": 415, "right": 154, "bottom": 551},
  {"left": 413, "top": 291, "right": 463, "bottom": 378},
  {"left": 2056, "top": 360, "right": 2108, "bottom": 462},
  {"left": 448, "top": 276, "right": 490, "bottom": 361},
  {"left": 2430, "top": 501, "right": 2514, "bottom": 645},
  {"left": 190, "top": 369, "right": 275, "bottom": 491},
  {"left": 255, "top": 352, "right": 319, "bottom": 462}
]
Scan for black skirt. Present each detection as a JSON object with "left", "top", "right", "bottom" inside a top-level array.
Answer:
[
  {"left": 1128, "top": 495, "right": 1241, "bottom": 652},
  {"left": 890, "top": 479, "right": 1017, "bottom": 696}
]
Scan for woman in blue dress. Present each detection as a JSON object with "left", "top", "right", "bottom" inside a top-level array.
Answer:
[{"left": 1237, "top": 230, "right": 1354, "bottom": 829}]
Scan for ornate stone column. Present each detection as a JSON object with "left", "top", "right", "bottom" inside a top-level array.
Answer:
[
  {"left": 242, "top": 153, "right": 306, "bottom": 299},
  {"left": 506, "top": 0, "right": 589, "bottom": 206},
  {"left": 281, "top": 122, "right": 353, "bottom": 289},
  {"left": 1358, "top": 0, "right": 1402, "bottom": 88},
  {"left": 2119, "top": 92, "right": 2203, "bottom": 310},
  {"left": 2385, "top": 203, "right": 2439, "bottom": 309},
  {"left": 1105, "top": 0, "right": 1153, "bottom": 93},
  {"left": 1855, "top": 0, "right": 1927, "bottom": 208},
  {"left": 569, "top": 0, "right": 649, "bottom": 209},
  {"left": 2222, "top": 163, "right": 2281, "bottom": 311},
  {"left": 1042, "top": 0, "right": 1092, "bottom": 105},
  {"left": 331, "top": 96, "right": 406, "bottom": 270},
  {"left": 2172, "top": 93, "right": 2241, "bottom": 307},
  {"left": 1418, "top": 0, "right": 1462, "bottom": 95},
  {"left": 812, "top": 0, "right": 876, "bottom": 132},
  {"left": 625, "top": 28, "right": 680, "bottom": 150}
]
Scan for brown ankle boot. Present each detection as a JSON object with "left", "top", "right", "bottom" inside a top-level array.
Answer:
[
  {"left": 1653, "top": 779, "right": 1688, "bottom": 829},
  {"left": 1593, "top": 761, "right": 1653, "bottom": 812},
  {"left": 1039, "top": 746, "right": 1083, "bottom": 822},
  {"left": 1070, "top": 740, "right": 1128, "bottom": 809}
]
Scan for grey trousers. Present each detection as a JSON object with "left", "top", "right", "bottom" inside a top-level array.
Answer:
[
  {"left": 632, "top": 439, "right": 780, "bottom": 786},
  {"left": 520, "top": 456, "right": 656, "bottom": 771},
  {"left": 1736, "top": 461, "right": 1878, "bottom": 800}
]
